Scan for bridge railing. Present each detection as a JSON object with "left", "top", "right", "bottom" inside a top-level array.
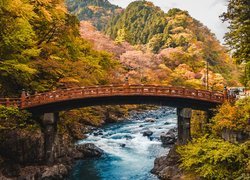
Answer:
[
  {"left": 0, "top": 98, "right": 21, "bottom": 108},
  {"left": 21, "top": 85, "right": 225, "bottom": 109}
]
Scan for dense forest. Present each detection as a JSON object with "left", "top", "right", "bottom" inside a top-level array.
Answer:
[
  {"left": 0, "top": 0, "right": 120, "bottom": 97},
  {"left": 66, "top": 0, "right": 122, "bottom": 30},
  {"left": 84, "top": 0, "right": 239, "bottom": 89}
]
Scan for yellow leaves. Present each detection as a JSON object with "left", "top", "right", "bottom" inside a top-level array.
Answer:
[
  {"left": 4, "top": 0, "right": 36, "bottom": 20},
  {"left": 177, "top": 136, "right": 249, "bottom": 179},
  {"left": 212, "top": 98, "right": 250, "bottom": 133},
  {"left": 21, "top": 48, "right": 41, "bottom": 58},
  {"left": 31, "top": 0, "right": 66, "bottom": 22},
  {"left": 13, "top": 63, "right": 37, "bottom": 74},
  {"left": 52, "top": 3, "right": 67, "bottom": 19},
  {"left": 34, "top": 0, "right": 52, "bottom": 6},
  {"left": 39, "top": 6, "right": 52, "bottom": 21}
]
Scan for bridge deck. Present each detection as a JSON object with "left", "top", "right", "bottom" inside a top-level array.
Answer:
[{"left": 0, "top": 85, "right": 225, "bottom": 110}]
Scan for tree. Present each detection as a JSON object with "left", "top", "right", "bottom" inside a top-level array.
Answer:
[
  {"left": 221, "top": 0, "right": 250, "bottom": 64},
  {"left": 221, "top": 0, "right": 250, "bottom": 86},
  {"left": 211, "top": 97, "right": 250, "bottom": 134},
  {"left": 177, "top": 136, "right": 250, "bottom": 179}
]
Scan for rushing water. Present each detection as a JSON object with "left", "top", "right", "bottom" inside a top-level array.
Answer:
[{"left": 69, "top": 107, "right": 177, "bottom": 180}]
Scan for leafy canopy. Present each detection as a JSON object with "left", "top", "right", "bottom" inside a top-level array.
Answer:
[
  {"left": 0, "top": 0, "right": 119, "bottom": 96},
  {"left": 177, "top": 136, "right": 250, "bottom": 180}
]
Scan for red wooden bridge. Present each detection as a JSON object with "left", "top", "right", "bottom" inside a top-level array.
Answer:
[
  {"left": 0, "top": 84, "right": 230, "bottom": 162},
  {"left": 0, "top": 84, "right": 227, "bottom": 113}
]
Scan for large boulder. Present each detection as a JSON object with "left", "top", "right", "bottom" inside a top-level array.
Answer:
[
  {"left": 41, "top": 164, "right": 68, "bottom": 180},
  {"left": 76, "top": 143, "right": 104, "bottom": 158},
  {"left": 2, "top": 163, "right": 21, "bottom": 178},
  {"left": 151, "top": 145, "right": 182, "bottom": 179},
  {"left": 160, "top": 128, "right": 177, "bottom": 146},
  {"left": 143, "top": 130, "right": 153, "bottom": 137}
]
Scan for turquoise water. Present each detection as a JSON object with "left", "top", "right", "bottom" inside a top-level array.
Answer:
[{"left": 69, "top": 107, "right": 177, "bottom": 180}]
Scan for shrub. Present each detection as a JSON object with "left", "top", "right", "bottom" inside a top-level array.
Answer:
[
  {"left": 0, "top": 105, "right": 33, "bottom": 130},
  {"left": 211, "top": 97, "right": 250, "bottom": 133},
  {"left": 177, "top": 136, "right": 250, "bottom": 179}
]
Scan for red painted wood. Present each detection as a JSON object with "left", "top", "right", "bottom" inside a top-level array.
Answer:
[{"left": 0, "top": 84, "right": 228, "bottom": 109}]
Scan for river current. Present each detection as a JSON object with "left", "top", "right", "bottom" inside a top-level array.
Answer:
[{"left": 69, "top": 107, "right": 177, "bottom": 180}]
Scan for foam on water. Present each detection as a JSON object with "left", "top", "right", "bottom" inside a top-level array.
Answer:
[{"left": 70, "top": 107, "right": 177, "bottom": 180}]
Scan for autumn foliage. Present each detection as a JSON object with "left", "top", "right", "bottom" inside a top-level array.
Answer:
[{"left": 212, "top": 97, "right": 250, "bottom": 133}]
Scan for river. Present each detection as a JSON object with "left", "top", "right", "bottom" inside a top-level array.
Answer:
[{"left": 69, "top": 107, "right": 177, "bottom": 180}]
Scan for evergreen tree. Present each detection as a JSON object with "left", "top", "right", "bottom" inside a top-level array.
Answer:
[{"left": 221, "top": 0, "right": 250, "bottom": 86}]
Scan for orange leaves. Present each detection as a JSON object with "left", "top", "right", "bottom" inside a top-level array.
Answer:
[{"left": 212, "top": 98, "right": 250, "bottom": 133}]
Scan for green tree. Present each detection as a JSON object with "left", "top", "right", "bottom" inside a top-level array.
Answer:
[
  {"left": 221, "top": 0, "right": 250, "bottom": 86},
  {"left": 115, "top": 28, "right": 127, "bottom": 44},
  {"left": 221, "top": 0, "right": 250, "bottom": 64},
  {"left": 177, "top": 136, "right": 250, "bottom": 179}
]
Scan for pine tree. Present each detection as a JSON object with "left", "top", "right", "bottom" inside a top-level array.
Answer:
[{"left": 221, "top": 0, "right": 250, "bottom": 86}]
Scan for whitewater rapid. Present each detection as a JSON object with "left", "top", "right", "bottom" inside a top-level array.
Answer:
[{"left": 70, "top": 107, "right": 177, "bottom": 180}]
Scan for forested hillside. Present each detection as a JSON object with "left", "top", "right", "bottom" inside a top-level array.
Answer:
[
  {"left": 66, "top": 0, "right": 122, "bottom": 30},
  {"left": 0, "top": 0, "right": 120, "bottom": 97},
  {"left": 77, "top": 1, "right": 239, "bottom": 89}
]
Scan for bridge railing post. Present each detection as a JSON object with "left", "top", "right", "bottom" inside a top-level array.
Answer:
[
  {"left": 6, "top": 98, "right": 10, "bottom": 107},
  {"left": 20, "top": 90, "right": 26, "bottom": 108},
  {"left": 223, "top": 86, "right": 228, "bottom": 101}
]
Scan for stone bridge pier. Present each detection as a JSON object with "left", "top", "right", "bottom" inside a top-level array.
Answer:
[
  {"left": 41, "top": 112, "right": 59, "bottom": 165},
  {"left": 177, "top": 108, "right": 192, "bottom": 145},
  {"left": 40, "top": 108, "right": 208, "bottom": 163}
]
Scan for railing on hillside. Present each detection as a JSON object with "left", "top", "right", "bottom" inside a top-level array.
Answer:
[{"left": 0, "top": 98, "right": 21, "bottom": 108}]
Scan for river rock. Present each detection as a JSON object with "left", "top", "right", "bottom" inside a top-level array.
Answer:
[
  {"left": 151, "top": 145, "right": 182, "bottom": 179},
  {"left": 143, "top": 130, "right": 153, "bottom": 137},
  {"left": 41, "top": 164, "right": 68, "bottom": 179},
  {"left": 145, "top": 118, "right": 156, "bottom": 122},
  {"left": 160, "top": 128, "right": 177, "bottom": 146},
  {"left": 76, "top": 143, "right": 104, "bottom": 158},
  {"left": 2, "top": 163, "right": 21, "bottom": 177},
  {"left": 120, "top": 144, "right": 126, "bottom": 148}
]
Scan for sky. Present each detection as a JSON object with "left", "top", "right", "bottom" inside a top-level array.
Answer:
[{"left": 109, "top": 0, "right": 229, "bottom": 43}]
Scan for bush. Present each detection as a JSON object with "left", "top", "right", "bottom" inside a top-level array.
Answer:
[
  {"left": 177, "top": 136, "right": 250, "bottom": 179},
  {"left": 211, "top": 97, "right": 250, "bottom": 134},
  {"left": 0, "top": 105, "right": 33, "bottom": 130}
]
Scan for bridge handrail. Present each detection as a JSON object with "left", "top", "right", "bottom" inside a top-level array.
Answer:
[
  {"left": 0, "top": 98, "right": 21, "bottom": 107},
  {"left": 0, "top": 85, "right": 227, "bottom": 109},
  {"left": 20, "top": 84, "right": 225, "bottom": 109}
]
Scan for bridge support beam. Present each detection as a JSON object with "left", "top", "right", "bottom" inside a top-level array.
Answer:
[
  {"left": 177, "top": 108, "right": 192, "bottom": 145},
  {"left": 42, "top": 112, "right": 59, "bottom": 165}
]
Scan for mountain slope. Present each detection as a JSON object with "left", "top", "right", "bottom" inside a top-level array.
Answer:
[
  {"left": 106, "top": 1, "right": 166, "bottom": 45},
  {"left": 79, "top": 21, "right": 134, "bottom": 58},
  {"left": 66, "top": 0, "right": 122, "bottom": 30},
  {"left": 104, "top": 2, "right": 239, "bottom": 86}
]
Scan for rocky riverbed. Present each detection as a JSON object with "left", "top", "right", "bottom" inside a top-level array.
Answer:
[
  {"left": 0, "top": 106, "right": 180, "bottom": 179},
  {"left": 69, "top": 107, "right": 178, "bottom": 180}
]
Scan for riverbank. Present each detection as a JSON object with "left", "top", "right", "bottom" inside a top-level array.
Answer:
[
  {"left": 0, "top": 105, "right": 179, "bottom": 179},
  {"left": 69, "top": 107, "right": 177, "bottom": 179}
]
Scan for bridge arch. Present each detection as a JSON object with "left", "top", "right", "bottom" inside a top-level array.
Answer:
[
  {"left": 20, "top": 84, "right": 224, "bottom": 114},
  {"left": 0, "top": 84, "right": 226, "bottom": 164}
]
